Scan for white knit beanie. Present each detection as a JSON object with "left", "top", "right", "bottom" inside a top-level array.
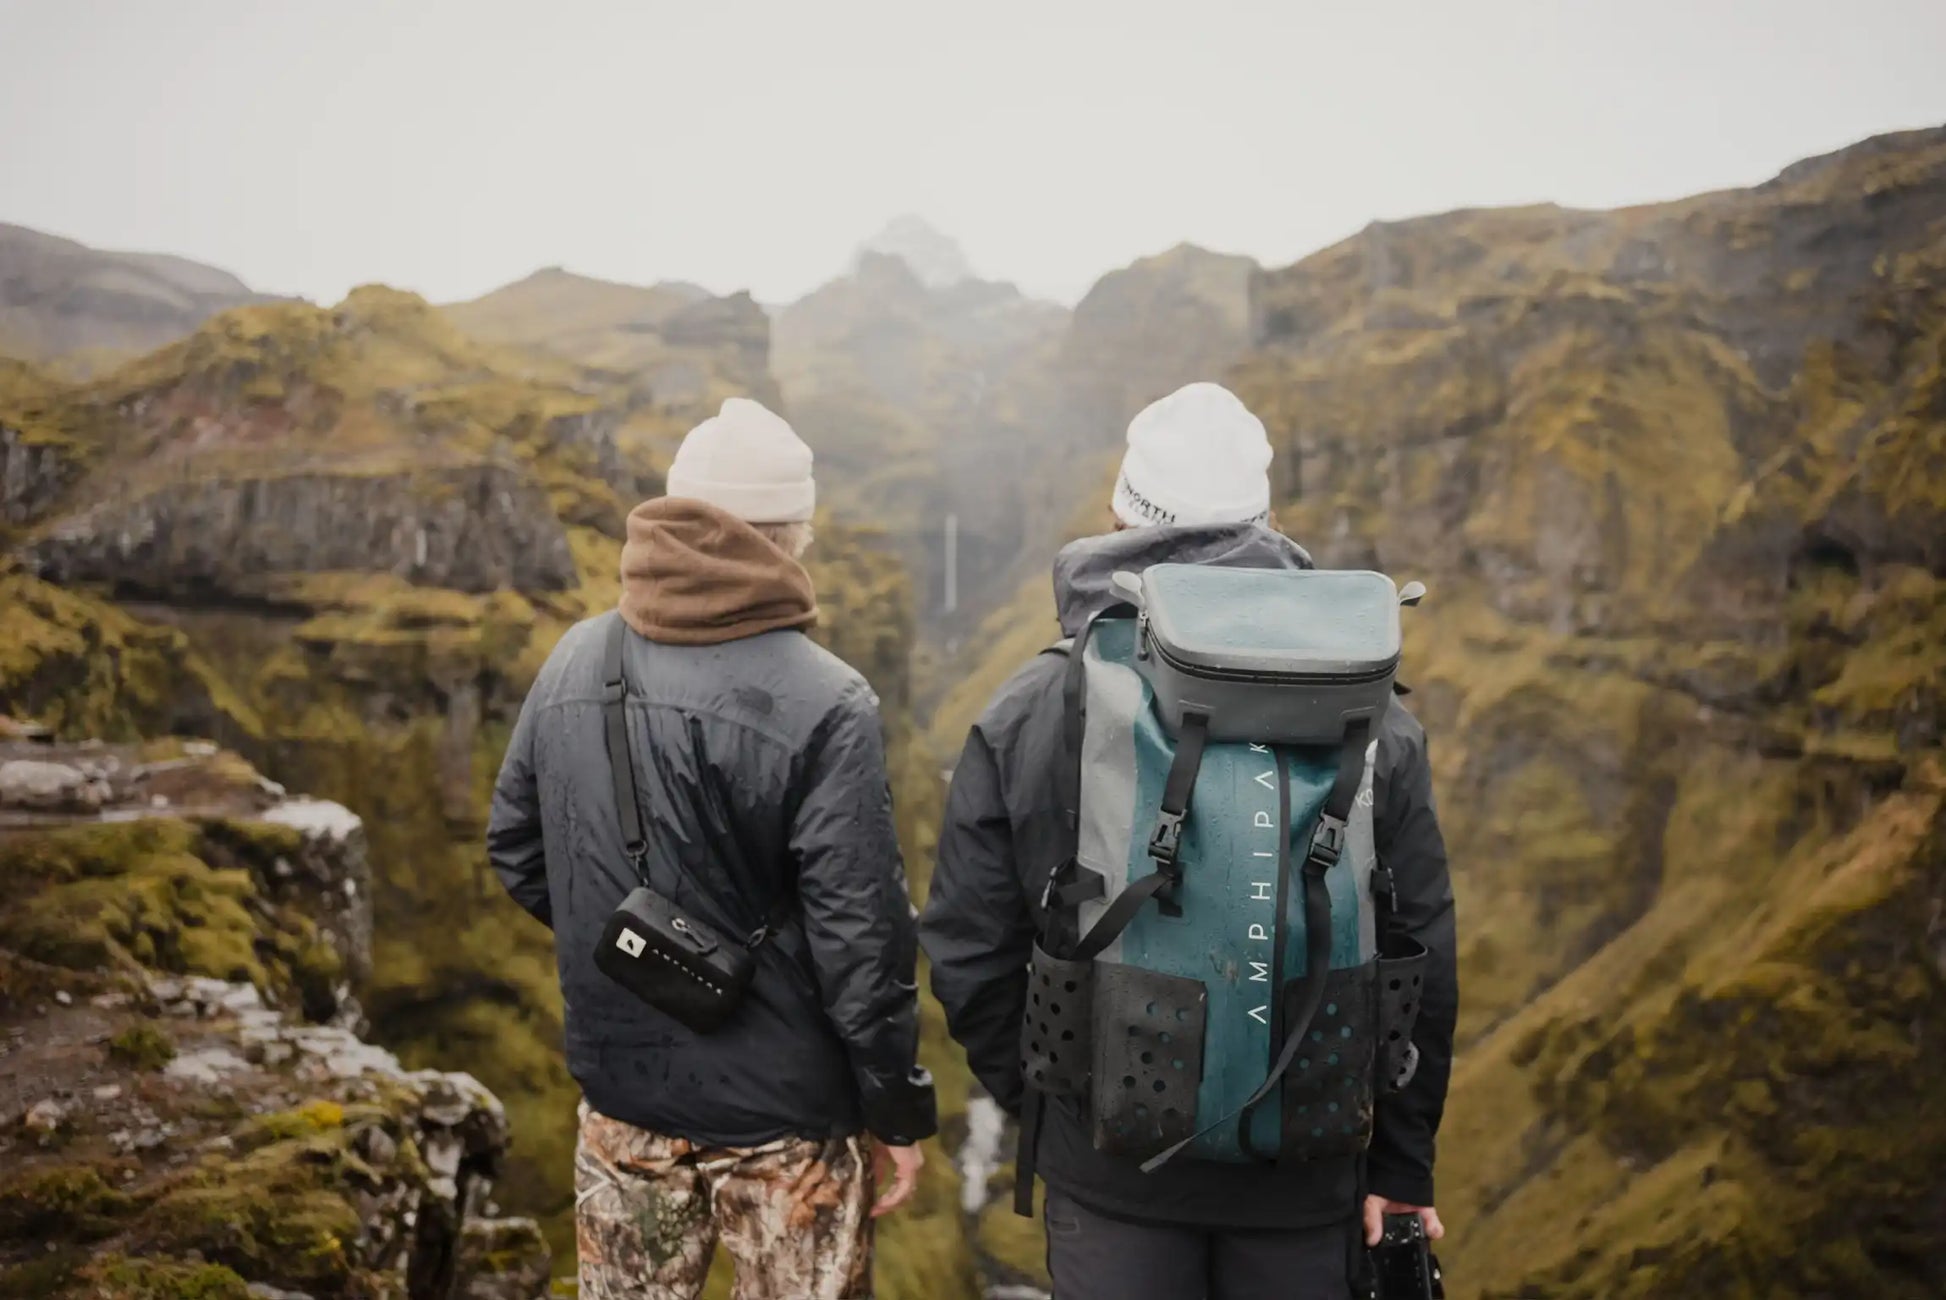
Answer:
[
  {"left": 665, "top": 398, "right": 815, "bottom": 523},
  {"left": 1111, "top": 382, "right": 1273, "bottom": 528}
]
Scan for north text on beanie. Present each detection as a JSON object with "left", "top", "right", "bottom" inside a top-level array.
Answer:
[{"left": 1111, "top": 382, "right": 1273, "bottom": 528}]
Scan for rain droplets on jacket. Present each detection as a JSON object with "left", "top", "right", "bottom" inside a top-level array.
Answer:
[{"left": 489, "top": 607, "right": 937, "bottom": 1147}]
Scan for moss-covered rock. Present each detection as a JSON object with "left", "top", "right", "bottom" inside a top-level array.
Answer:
[
  {"left": 0, "top": 816, "right": 346, "bottom": 1014},
  {"left": 0, "top": 1165, "right": 131, "bottom": 1242},
  {"left": 0, "top": 740, "right": 544, "bottom": 1298},
  {"left": 73, "top": 1256, "right": 253, "bottom": 1300},
  {"left": 455, "top": 1215, "right": 553, "bottom": 1300},
  {"left": 0, "top": 570, "right": 259, "bottom": 743},
  {"left": 107, "top": 1022, "right": 176, "bottom": 1071}
]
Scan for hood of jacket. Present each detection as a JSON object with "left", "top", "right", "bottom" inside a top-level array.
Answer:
[
  {"left": 618, "top": 497, "right": 819, "bottom": 645},
  {"left": 1051, "top": 522, "right": 1315, "bottom": 637}
]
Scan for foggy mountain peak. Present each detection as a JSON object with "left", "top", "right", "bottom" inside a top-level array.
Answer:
[{"left": 853, "top": 215, "right": 975, "bottom": 289}]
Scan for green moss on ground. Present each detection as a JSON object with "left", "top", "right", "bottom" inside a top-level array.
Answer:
[
  {"left": 0, "top": 819, "right": 341, "bottom": 1008},
  {"left": 107, "top": 1022, "right": 176, "bottom": 1071},
  {"left": 0, "top": 1166, "right": 131, "bottom": 1242},
  {"left": 78, "top": 1257, "right": 252, "bottom": 1300},
  {"left": 232, "top": 1099, "right": 347, "bottom": 1151},
  {"left": 125, "top": 1104, "right": 430, "bottom": 1292},
  {"left": 0, "top": 571, "right": 260, "bottom": 743}
]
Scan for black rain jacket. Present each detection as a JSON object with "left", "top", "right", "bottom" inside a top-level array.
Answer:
[
  {"left": 920, "top": 524, "right": 1458, "bottom": 1227},
  {"left": 489, "top": 611, "right": 936, "bottom": 1147}
]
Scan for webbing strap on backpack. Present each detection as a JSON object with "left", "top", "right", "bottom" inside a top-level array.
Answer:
[
  {"left": 1139, "top": 716, "right": 1373, "bottom": 1174},
  {"left": 1017, "top": 605, "right": 1134, "bottom": 1219},
  {"left": 1060, "top": 597, "right": 1212, "bottom": 959},
  {"left": 1013, "top": 1090, "right": 1045, "bottom": 1217},
  {"left": 1062, "top": 708, "right": 1207, "bottom": 959}
]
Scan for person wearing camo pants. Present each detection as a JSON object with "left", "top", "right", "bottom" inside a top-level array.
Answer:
[
  {"left": 575, "top": 1106, "right": 875, "bottom": 1300},
  {"left": 489, "top": 400, "right": 937, "bottom": 1299}
]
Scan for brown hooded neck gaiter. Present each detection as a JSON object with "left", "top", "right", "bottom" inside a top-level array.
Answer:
[{"left": 617, "top": 498, "right": 818, "bottom": 646}]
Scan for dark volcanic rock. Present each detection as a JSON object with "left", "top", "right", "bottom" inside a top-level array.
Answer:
[
  {"left": 1, "top": 421, "right": 85, "bottom": 527},
  {"left": 25, "top": 461, "right": 578, "bottom": 597}
]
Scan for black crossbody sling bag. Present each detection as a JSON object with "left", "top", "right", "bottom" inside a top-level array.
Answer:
[{"left": 592, "top": 616, "right": 788, "bottom": 1034}]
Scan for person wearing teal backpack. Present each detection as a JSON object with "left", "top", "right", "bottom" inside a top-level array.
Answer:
[{"left": 921, "top": 383, "right": 1458, "bottom": 1300}]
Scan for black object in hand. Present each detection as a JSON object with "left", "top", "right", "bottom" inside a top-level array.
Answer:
[{"left": 1369, "top": 1213, "right": 1444, "bottom": 1300}]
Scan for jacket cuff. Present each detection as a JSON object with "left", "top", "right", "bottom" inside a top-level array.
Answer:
[
  {"left": 861, "top": 1065, "right": 939, "bottom": 1145},
  {"left": 1366, "top": 1157, "right": 1435, "bottom": 1208}
]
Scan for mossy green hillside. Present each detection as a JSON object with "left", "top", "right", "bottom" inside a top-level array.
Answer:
[
  {"left": 0, "top": 817, "right": 341, "bottom": 1011},
  {"left": 1210, "top": 127, "right": 1946, "bottom": 1297},
  {"left": 0, "top": 569, "right": 259, "bottom": 743},
  {"left": 0, "top": 1100, "right": 461, "bottom": 1298}
]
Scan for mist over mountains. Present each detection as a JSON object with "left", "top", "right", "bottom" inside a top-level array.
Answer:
[
  {"left": 0, "top": 221, "right": 278, "bottom": 379},
  {"left": 1, "top": 126, "right": 1942, "bottom": 1300}
]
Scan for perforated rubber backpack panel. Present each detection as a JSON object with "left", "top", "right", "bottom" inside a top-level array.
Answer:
[
  {"left": 1023, "top": 943, "right": 1095, "bottom": 1097},
  {"left": 1278, "top": 963, "right": 1379, "bottom": 1161},
  {"left": 1091, "top": 963, "right": 1208, "bottom": 1159},
  {"left": 1378, "top": 937, "right": 1430, "bottom": 1092}
]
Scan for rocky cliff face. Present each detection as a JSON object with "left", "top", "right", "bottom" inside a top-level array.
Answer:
[
  {"left": 27, "top": 463, "right": 579, "bottom": 599},
  {"left": 0, "top": 732, "right": 549, "bottom": 1300},
  {"left": 0, "top": 223, "right": 276, "bottom": 379},
  {"left": 1220, "top": 127, "right": 1946, "bottom": 1298},
  {"left": 1061, "top": 241, "right": 1258, "bottom": 432},
  {"left": 854, "top": 216, "right": 978, "bottom": 290}
]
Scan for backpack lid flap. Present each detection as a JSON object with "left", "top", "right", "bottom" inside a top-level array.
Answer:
[{"left": 1140, "top": 565, "right": 1403, "bottom": 678}]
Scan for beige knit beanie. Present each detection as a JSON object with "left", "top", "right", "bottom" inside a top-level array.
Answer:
[{"left": 665, "top": 398, "right": 815, "bottom": 523}]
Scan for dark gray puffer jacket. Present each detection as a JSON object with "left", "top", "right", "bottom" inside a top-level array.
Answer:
[
  {"left": 489, "top": 611, "right": 936, "bottom": 1146},
  {"left": 921, "top": 523, "right": 1458, "bottom": 1227}
]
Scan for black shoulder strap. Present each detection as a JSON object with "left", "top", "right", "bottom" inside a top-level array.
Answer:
[
  {"left": 1013, "top": 1090, "right": 1045, "bottom": 1217},
  {"left": 602, "top": 615, "right": 649, "bottom": 869},
  {"left": 1141, "top": 716, "right": 1374, "bottom": 1174},
  {"left": 602, "top": 614, "right": 789, "bottom": 946}
]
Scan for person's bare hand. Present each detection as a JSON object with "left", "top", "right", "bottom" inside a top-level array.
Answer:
[
  {"left": 1363, "top": 1194, "right": 1444, "bottom": 1246},
  {"left": 872, "top": 1141, "right": 925, "bottom": 1218}
]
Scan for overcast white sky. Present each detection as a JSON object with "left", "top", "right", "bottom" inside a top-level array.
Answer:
[{"left": 3, "top": 0, "right": 1943, "bottom": 307}]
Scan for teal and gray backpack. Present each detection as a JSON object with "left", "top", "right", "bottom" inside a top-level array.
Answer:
[{"left": 1014, "top": 564, "right": 1429, "bottom": 1213}]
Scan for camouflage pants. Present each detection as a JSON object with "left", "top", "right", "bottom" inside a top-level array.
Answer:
[{"left": 575, "top": 1103, "right": 875, "bottom": 1300}]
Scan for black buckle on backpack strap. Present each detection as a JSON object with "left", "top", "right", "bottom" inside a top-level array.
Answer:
[
  {"left": 1149, "top": 810, "right": 1186, "bottom": 868},
  {"left": 602, "top": 674, "right": 627, "bottom": 704},
  {"left": 1039, "top": 863, "right": 1107, "bottom": 914},
  {"left": 1305, "top": 813, "right": 1346, "bottom": 874}
]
